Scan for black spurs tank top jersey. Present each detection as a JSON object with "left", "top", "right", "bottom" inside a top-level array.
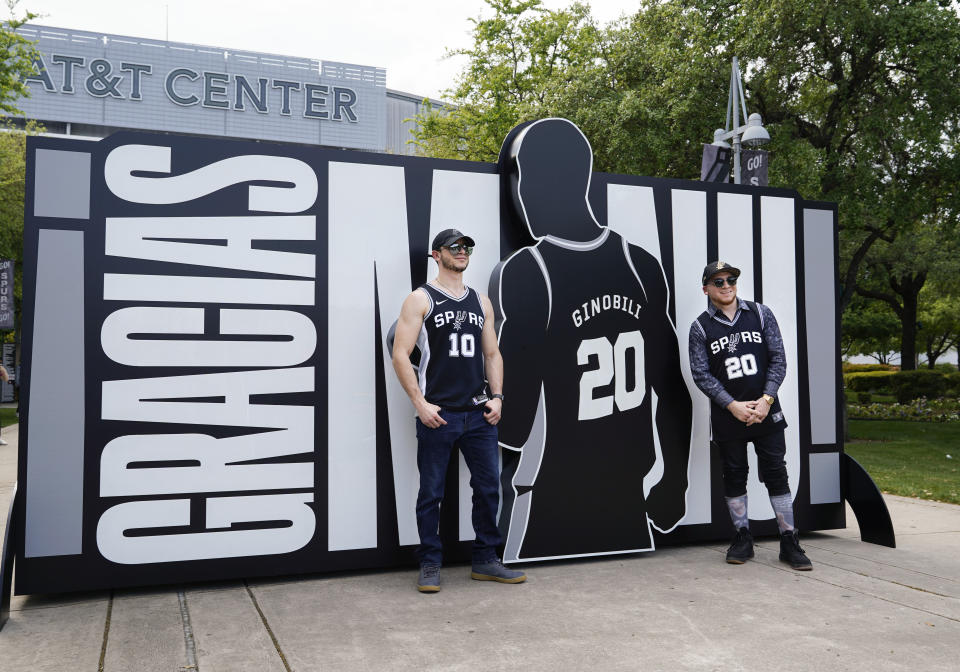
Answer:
[
  {"left": 520, "top": 229, "right": 665, "bottom": 556},
  {"left": 417, "top": 283, "right": 488, "bottom": 410},
  {"left": 694, "top": 301, "right": 787, "bottom": 440}
]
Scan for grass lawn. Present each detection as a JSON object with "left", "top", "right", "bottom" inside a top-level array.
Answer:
[
  {"left": 0, "top": 407, "right": 17, "bottom": 428},
  {"left": 846, "top": 419, "right": 960, "bottom": 505}
]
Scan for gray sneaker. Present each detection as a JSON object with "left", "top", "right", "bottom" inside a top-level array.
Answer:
[
  {"left": 471, "top": 558, "right": 526, "bottom": 584},
  {"left": 417, "top": 564, "right": 441, "bottom": 593}
]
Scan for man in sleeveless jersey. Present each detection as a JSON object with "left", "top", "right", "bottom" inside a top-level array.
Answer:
[
  {"left": 392, "top": 228, "right": 526, "bottom": 593},
  {"left": 688, "top": 261, "right": 812, "bottom": 570},
  {"left": 493, "top": 118, "right": 692, "bottom": 562}
]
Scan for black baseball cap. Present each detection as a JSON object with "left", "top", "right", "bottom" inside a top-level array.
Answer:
[
  {"left": 431, "top": 228, "right": 476, "bottom": 252},
  {"left": 702, "top": 261, "right": 741, "bottom": 285}
]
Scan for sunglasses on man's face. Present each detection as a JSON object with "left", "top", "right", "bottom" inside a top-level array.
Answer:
[
  {"left": 444, "top": 243, "right": 474, "bottom": 256},
  {"left": 711, "top": 276, "right": 738, "bottom": 288}
]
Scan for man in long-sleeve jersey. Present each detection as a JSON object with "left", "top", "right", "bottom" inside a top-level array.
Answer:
[
  {"left": 688, "top": 261, "right": 812, "bottom": 570},
  {"left": 392, "top": 228, "right": 526, "bottom": 592}
]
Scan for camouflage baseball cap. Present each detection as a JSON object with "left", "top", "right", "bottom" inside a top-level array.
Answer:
[{"left": 702, "top": 261, "right": 742, "bottom": 285}]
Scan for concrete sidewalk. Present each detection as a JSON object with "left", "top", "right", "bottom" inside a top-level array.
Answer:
[{"left": 0, "top": 424, "right": 957, "bottom": 672}]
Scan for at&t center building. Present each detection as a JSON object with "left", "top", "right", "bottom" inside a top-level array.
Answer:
[{"left": 12, "top": 24, "right": 437, "bottom": 155}]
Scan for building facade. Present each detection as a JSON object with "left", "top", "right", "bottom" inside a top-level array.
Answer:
[{"left": 13, "top": 24, "right": 441, "bottom": 155}]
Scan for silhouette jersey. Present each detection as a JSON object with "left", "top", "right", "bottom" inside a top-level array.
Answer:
[{"left": 496, "top": 228, "right": 685, "bottom": 559}]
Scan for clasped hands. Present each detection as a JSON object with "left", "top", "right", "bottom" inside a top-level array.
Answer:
[{"left": 727, "top": 398, "right": 771, "bottom": 426}]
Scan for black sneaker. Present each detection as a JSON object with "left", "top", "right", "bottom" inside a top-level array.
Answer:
[
  {"left": 417, "top": 564, "right": 441, "bottom": 592},
  {"left": 726, "top": 527, "right": 754, "bottom": 564},
  {"left": 779, "top": 530, "right": 813, "bottom": 571}
]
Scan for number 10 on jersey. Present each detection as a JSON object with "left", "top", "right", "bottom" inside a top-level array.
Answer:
[
  {"left": 578, "top": 330, "right": 646, "bottom": 420},
  {"left": 448, "top": 332, "right": 476, "bottom": 357}
]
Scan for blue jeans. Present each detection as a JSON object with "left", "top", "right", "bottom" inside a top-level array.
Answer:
[{"left": 415, "top": 408, "right": 501, "bottom": 566}]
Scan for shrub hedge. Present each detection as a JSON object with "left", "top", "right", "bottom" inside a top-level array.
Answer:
[
  {"left": 841, "top": 362, "right": 898, "bottom": 373},
  {"left": 844, "top": 370, "right": 898, "bottom": 392},
  {"left": 890, "top": 370, "right": 951, "bottom": 403},
  {"left": 844, "top": 369, "right": 960, "bottom": 403},
  {"left": 847, "top": 397, "right": 960, "bottom": 422}
]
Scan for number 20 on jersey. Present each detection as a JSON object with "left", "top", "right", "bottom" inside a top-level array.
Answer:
[{"left": 578, "top": 330, "right": 646, "bottom": 420}]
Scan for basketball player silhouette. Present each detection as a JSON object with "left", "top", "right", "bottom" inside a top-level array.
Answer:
[{"left": 492, "top": 118, "right": 693, "bottom": 561}]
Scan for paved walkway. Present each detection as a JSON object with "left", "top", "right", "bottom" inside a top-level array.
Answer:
[{"left": 0, "top": 424, "right": 957, "bottom": 671}]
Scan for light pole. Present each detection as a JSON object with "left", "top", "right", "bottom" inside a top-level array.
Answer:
[{"left": 711, "top": 57, "right": 770, "bottom": 184}]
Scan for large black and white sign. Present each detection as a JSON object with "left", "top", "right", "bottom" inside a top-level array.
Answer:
[{"left": 17, "top": 125, "right": 843, "bottom": 594}]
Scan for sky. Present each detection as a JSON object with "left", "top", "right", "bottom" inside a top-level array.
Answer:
[{"left": 13, "top": 0, "right": 640, "bottom": 100}]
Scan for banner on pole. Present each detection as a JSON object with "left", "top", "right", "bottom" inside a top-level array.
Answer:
[
  {"left": 0, "top": 260, "right": 13, "bottom": 330},
  {"left": 741, "top": 149, "right": 769, "bottom": 187},
  {"left": 1, "top": 343, "right": 14, "bottom": 402},
  {"left": 700, "top": 144, "right": 731, "bottom": 182}
]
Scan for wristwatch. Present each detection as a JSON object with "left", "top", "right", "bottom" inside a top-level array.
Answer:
[
  {"left": 492, "top": 393, "right": 505, "bottom": 401},
  {"left": 762, "top": 394, "right": 775, "bottom": 406}
]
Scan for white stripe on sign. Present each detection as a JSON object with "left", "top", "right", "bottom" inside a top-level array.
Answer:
[
  {"left": 670, "top": 189, "right": 711, "bottom": 526},
  {"left": 717, "top": 192, "right": 755, "bottom": 301},
  {"left": 328, "top": 161, "right": 415, "bottom": 551},
  {"left": 753, "top": 196, "right": 800, "bottom": 517}
]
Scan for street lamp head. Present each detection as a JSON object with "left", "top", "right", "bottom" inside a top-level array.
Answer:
[
  {"left": 741, "top": 113, "right": 770, "bottom": 146},
  {"left": 711, "top": 128, "right": 731, "bottom": 148}
]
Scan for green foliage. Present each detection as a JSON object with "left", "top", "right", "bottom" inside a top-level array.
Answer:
[
  {"left": 841, "top": 363, "right": 897, "bottom": 373},
  {"left": 0, "top": 1, "right": 40, "bottom": 116},
  {"left": 550, "top": 1, "right": 730, "bottom": 177},
  {"left": 916, "top": 283, "right": 960, "bottom": 368},
  {"left": 844, "top": 369, "right": 960, "bottom": 402},
  {"left": 889, "top": 369, "right": 951, "bottom": 403},
  {"left": 716, "top": 0, "right": 960, "bottom": 364},
  {"left": 0, "top": 118, "right": 43, "bottom": 332},
  {"left": 848, "top": 398, "right": 960, "bottom": 423},
  {"left": 844, "top": 370, "right": 897, "bottom": 393},
  {"left": 414, "top": 0, "right": 960, "bottom": 371},
  {"left": 846, "top": 419, "right": 959, "bottom": 504},
  {"left": 410, "top": 0, "right": 732, "bottom": 176},
  {"left": 948, "top": 372, "right": 960, "bottom": 396},
  {"left": 0, "top": 406, "right": 15, "bottom": 427},
  {"left": 841, "top": 296, "right": 900, "bottom": 362},
  {"left": 854, "top": 212, "right": 960, "bottom": 369},
  {"left": 0, "top": 4, "right": 41, "bottom": 339},
  {"left": 411, "top": 0, "right": 602, "bottom": 161}
]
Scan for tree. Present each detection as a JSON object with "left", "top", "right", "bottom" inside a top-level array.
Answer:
[
  {"left": 415, "top": 0, "right": 960, "bottom": 371},
  {"left": 545, "top": 1, "right": 731, "bottom": 177},
  {"left": 841, "top": 295, "right": 901, "bottom": 363},
  {"left": 705, "top": 0, "right": 960, "bottom": 316},
  {"left": 0, "top": 2, "right": 42, "bottom": 343},
  {"left": 0, "top": 119, "right": 42, "bottom": 340},
  {"left": 411, "top": 0, "right": 601, "bottom": 161},
  {"left": 916, "top": 284, "right": 960, "bottom": 369},
  {"left": 412, "top": 0, "right": 735, "bottom": 177},
  {"left": 1, "top": 1, "right": 39, "bottom": 116},
  {"left": 853, "top": 192, "right": 960, "bottom": 369}
]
